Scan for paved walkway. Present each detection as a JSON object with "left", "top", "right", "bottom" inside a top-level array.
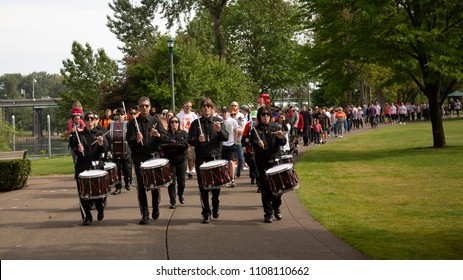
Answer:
[{"left": 0, "top": 132, "right": 369, "bottom": 260}]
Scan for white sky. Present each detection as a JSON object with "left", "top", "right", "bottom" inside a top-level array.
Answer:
[{"left": 0, "top": 0, "right": 170, "bottom": 76}]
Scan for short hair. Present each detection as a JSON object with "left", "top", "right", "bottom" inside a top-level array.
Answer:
[{"left": 138, "top": 96, "right": 150, "bottom": 105}]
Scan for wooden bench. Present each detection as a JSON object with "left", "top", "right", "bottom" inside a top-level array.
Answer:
[{"left": 0, "top": 150, "right": 28, "bottom": 160}]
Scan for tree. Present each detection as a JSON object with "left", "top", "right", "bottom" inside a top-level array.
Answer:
[
  {"left": 300, "top": 0, "right": 463, "bottom": 148},
  {"left": 107, "top": 0, "right": 160, "bottom": 57},
  {"left": 59, "top": 41, "right": 119, "bottom": 121},
  {"left": 144, "top": 0, "right": 230, "bottom": 60}
]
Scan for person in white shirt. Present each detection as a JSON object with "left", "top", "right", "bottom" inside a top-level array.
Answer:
[
  {"left": 220, "top": 106, "right": 239, "bottom": 187},
  {"left": 176, "top": 100, "right": 198, "bottom": 179}
]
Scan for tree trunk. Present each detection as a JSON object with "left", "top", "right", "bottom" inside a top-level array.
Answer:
[{"left": 427, "top": 91, "right": 446, "bottom": 148}]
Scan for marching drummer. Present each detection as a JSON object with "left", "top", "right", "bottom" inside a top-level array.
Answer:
[
  {"left": 188, "top": 97, "right": 229, "bottom": 224},
  {"left": 70, "top": 111, "right": 110, "bottom": 226},
  {"left": 126, "top": 96, "right": 167, "bottom": 225},
  {"left": 250, "top": 105, "right": 287, "bottom": 223}
]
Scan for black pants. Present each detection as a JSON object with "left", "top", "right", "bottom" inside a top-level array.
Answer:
[
  {"left": 168, "top": 161, "right": 187, "bottom": 205},
  {"left": 303, "top": 125, "right": 311, "bottom": 144},
  {"left": 255, "top": 161, "right": 281, "bottom": 218},
  {"left": 134, "top": 158, "right": 160, "bottom": 217},
  {"left": 244, "top": 152, "right": 258, "bottom": 181},
  {"left": 195, "top": 157, "right": 221, "bottom": 216},
  {"left": 114, "top": 157, "right": 131, "bottom": 188}
]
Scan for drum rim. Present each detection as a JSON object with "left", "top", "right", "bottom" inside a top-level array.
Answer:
[
  {"left": 79, "top": 170, "right": 109, "bottom": 177},
  {"left": 141, "top": 158, "right": 169, "bottom": 168},
  {"left": 104, "top": 162, "right": 117, "bottom": 167},
  {"left": 266, "top": 163, "right": 293, "bottom": 174},
  {"left": 281, "top": 155, "right": 293, "bottom": 159},
  {"left": 199, "top": 159, "right": 228, "bottom": 169}
]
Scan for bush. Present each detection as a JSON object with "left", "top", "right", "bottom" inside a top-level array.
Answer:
[{"left": 0, "top": 159, "right": 32, "bottom": 192}]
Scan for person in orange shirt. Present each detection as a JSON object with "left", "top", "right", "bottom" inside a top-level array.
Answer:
[
  {"left": 335, "top": 107, "right": 346, "bottom": 138},
  {"left": 99, "top": 108, "right": 113, "bottom": 129}
]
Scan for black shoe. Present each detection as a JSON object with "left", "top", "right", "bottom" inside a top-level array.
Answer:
[
  {"left": 169, "top": 204, "right": 176, "bottom": 209},
  {"left": 112, "top": 189, "right": 121, "bottom": 195},
  {"left": 125, "top": 183, "right": 132, "bottom": 191},
  {"left": 152, "top": 210, "right": 160, "bottom": 219},
  {"left": 257, "top": 188, "right": 261, "bottom": 193},
  {"left": 212, "top": 211, "right": 219, "bottom": 219},
  {"left": 236, "top": 172, "right": 241, "bottom": 178},
  {"left": 139, "top": 216, "right": 150, "bottom": 224},
  {"left": 274, "top": 211, "right": 282, "bottom": 220},
  {"left": 264, "top": 216, "right": 272, "bottom": 223},
  {"left": 188, "top": 173, "right": 193, "bottom": 179},
  {"left": 179, "top": 195, "right": 185, "bottom": 204},
  {"left": 83, "top": 216, "right": 92, "bottom": 225},
  {"left": 251, "top": 178, "right": 255, "bottom": 185},
  {"left": 90, "top": 203, "right": 96, "bottom": 210},
  {"left": 97, "top": 210, "right": 104, "bottom": 221},
  {"left": 202, "top": 214, "right": 211, "bottom": 224}
]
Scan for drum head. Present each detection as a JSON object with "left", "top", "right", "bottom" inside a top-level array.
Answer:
[
  {"left": 141, "top": 158, "right": 169, "bottom": 168},
  {"left": 266, "top": 163, "right": 293, "bottom": 175},
  {"left": 200, "top": 159, "right": 228, "bottom": 169},
  {"left": 281, "top": 155, "right": 293, "bottom": 160},
  {"left": 79, "top": 170, "right": 108, "bottom": 178},
  {"left": 104, "top": 162, "right": 116, "bottom": 169}
]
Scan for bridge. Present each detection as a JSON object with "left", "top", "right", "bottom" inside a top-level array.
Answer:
[
  {"left": 0, "top": 98, "right": 62, "bottom": 137},
  {"left": 0, "top": 98, "right": 61, "bottom": 108}
]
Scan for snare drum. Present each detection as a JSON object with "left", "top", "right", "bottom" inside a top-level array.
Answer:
[
  {"left": 140, "top": 158, "right": 172, "bottom": 189},
  {"left": 265, "top": 163, "right": 299, "bottom": 196},
  {"left": 78, "top": 170, "right": 110, "bottom": 199},
  {"left": 280, "top": 154, "right": 294, "bottom": 164},
  {"left": 199, "top": 160, "right": 232, "bottom": 190},
  {"left": 104, "top": 162, "right": 118, "bottom": 185}
]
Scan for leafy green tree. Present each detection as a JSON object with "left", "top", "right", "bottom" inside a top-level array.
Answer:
[
  {"left": 107, "top": 0, "right": 160, "bottom": 57},
  {"left": 144, "top": 0, "right": 230, "bottom": 60},
  {"left": 118, "top": 35, "right": 253, "bottom": 112},
  {"left": 300, "top": 0, "right": 463, "bottom": 148},
  {"left": 59, "top": 41, "right": 119, "bottom": 122}
]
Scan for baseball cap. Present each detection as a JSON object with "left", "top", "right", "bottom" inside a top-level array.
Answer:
[
  {"left": 250, "top": 110, "right": 257, "bottom": 118},
  {"left": 221, "top": 106, "right": 228, "bottom": 112}
]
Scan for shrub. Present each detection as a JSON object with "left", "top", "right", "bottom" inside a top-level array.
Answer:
[{"left": 0, "top": 159, "right": 32, "bottom": 192}]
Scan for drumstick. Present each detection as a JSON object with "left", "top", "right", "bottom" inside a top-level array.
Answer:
[
  {"left": 124, "top": 101, "right": 143, "bottom": 146},
  {"left": 253, "top": 127, "right": 264, "bottom": 148},
  {"left": 74, "top": 127, "right": 84, "bottom": 156},
  {"left": 91, "top": 130, "right": 110, "bottom": 145},
  {"left": 198, "top": 117, "right": 204, "bottom": 135}
]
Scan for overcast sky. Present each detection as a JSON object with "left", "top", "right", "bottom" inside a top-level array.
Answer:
[{"left": 0, "top": 0, "right": 169, "bottom": 76}]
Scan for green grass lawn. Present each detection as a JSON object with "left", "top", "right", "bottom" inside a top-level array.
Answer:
[
  {"left": 296, "top": 119, "right": 463, "bottom": 259},
  {"left": 30, "top": 155, "right": 74, "bottom": 175}
]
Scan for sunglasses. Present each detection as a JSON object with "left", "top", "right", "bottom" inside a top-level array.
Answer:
[
  {"left": 84, "top": 117, "right": 95, "bottom": 121},
  {"left": 170, "top": 120, "right": 179, "bottom": 124},
  {"left": 261, "top": 112, "right": 271, "bottom": 117},
  {"left": 139, "top": 104, "right": 150, "bottom": 108},
  {"left": 117, "top": 114, "right": 125, "bottom": 116},
  {"left": 130, "top": 112, "right": 136, "bottom": 115},
  {"left": 185, "top": 105, "right": 192, "bottom": 107},
  {"left": 231, "top": 104, "right": 238, "bottom": 107},
  {"left": 202, "top": 104, "right": 213, "bottom": 108},
  {"left": 230, "top": 113, "right": 236, "bottom": 116}
]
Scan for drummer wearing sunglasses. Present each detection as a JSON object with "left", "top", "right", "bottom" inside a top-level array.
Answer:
[
  {"left": 70, "top": 112, "right": 110, "bottom": 226},
  {"left": 188, "top": 97, "right": 229, "bottom": 224},
  {"left": 126, "top": 96, "right": 168, "bottom": 225},
  {"left": 161, "top": 116, "right": 189, "bottom": 209},
  {"left": 250, "top": 105, "right": 287, "bottom": 223}
]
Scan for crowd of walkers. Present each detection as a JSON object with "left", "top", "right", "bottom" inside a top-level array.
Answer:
[{"left": 65, "top": 96, "right": 459, "bottom": 226}]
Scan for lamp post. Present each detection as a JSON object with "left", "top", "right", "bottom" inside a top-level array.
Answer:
[
  {"left": 32, "top": 76, "right": 37, "bottom": 100},
  {"left": 167, "top": 38, "right": 175, "bottom": 112}
]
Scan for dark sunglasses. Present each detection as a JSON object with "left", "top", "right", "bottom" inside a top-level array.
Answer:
[
  {"left": 230, "top": 113, "right": 236, "bottom": 116},
  {"left": 185, "top": 105, "right": 192, "bottom": 107},
  {"left": 261, "top": 112, "right": 271, "bottom": 117},
  {"left": 130, "top": 112, "right": 136, "bottom": 115},
  {"left": 140, "top": 104, "right": 150, "bottom": 108},
  {"left": 84, "top": 117, "right": 95, "bottom": 121},
  {"left": 117, "top": 114, "right": 125, "bottom": 116},
  {"left": 170, "top": 120, "right": 179, "bottom": 124}
]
